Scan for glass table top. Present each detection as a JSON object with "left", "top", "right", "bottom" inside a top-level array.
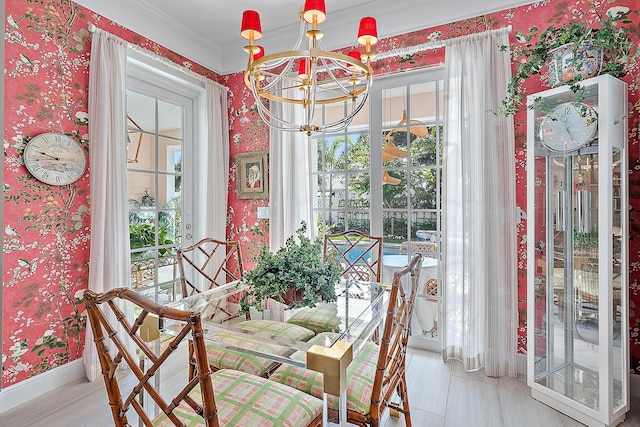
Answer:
[{"left": 164, "top": 279, "right": 388, "bottom": 368}]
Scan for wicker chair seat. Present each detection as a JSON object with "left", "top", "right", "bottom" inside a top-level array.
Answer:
[
  {"left": 236, "top": 319, "right": 315, "bottom": 341},
  {"left": 153, "top": 369, "right": 323, "bottom": 426},
  {"left": 204, "top": 320, "right": 315, "bottom": 377},
  {"left": 271, "top": 340, "right": 379, "bottom": 415},
  {"left": 286, "top": 304, "right": 341, "bottom": 334}
]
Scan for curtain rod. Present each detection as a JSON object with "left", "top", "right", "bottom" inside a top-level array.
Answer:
[
  {"left": 372, "top": 25, "right": 512, "bottom": 62},
  {"left": 88, "top": 23, "right": 227, "bottom": 92}
]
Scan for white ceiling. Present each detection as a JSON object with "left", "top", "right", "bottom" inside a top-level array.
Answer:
[{"left": 74, "top": 0, "right": 536, "bottom": 75}]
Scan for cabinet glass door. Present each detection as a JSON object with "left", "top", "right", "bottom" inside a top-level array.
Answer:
[{"left": 529, "top": 75, "right": 627, "bottom": 424}]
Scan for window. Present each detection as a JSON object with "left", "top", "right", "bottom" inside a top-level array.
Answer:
[{"left": 313, "top": 68, "right": 444, "bottom": 349}]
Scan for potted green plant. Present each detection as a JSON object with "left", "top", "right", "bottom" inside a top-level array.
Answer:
[
  {"left": 501, "top": 5, "right": 637, "bottom": 116},
  {"left": 240, "top": 221, "right": 342, "bottom": 314}
]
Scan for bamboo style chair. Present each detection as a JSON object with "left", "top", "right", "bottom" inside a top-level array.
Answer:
[
  {"left": 84, "top": 288, "right": 323, "bottom": 427},
  {"left": 177, "top": 238, "right": 244, "bottom": 297},
  {"left": 177, "top": 238, "right": 316, "bottom": 378},
  {"left": 325, "top": 230, "right": 383, "bottom": 283},
  {"left": 271, "top": 253, "right": 423, "bottom": 427},
  {"left": 286, "top": 230, "right": 383, "bottom": 334}
]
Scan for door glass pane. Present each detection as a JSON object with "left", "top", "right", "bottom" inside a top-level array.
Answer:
[
  {"left": 127, "top": 88, "right": 184, "bottom": 304},
  {"left": 612, "top": 148, "right": 624, "bottom": 411},
  {"left": 159, "top": 99, "right": 183, "bottom": 138},
  {"left": 381, "top": 78, "right": 443, "bottom": 347},
  {"left": 127, "top": 91, "right": 156, "bottom": 133},
  {"left": 158, "top": 137, "right": 181, "bottom": 174},
  {"left": 347, "top": 132, "right": 370, "bottom": 170},
  {"left": 313, "top": 98, "right": 370, "bottom": 234},
  {"left": 128, "top": 116, "right": 156, "bottom": 169}
]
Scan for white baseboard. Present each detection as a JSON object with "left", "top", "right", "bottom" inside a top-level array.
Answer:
[
  {"left": 0, "top": 359, "right": 86, "bottom": 414},
  {"left": 517, "top": 353, "right": 527, "bottom": 376}
]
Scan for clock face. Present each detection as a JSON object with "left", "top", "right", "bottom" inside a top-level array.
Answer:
[
  {"left": 23, "top": 133, "right": 86, "bottom": 186},
  {"left": 539, "top": 102, "right": 598, "bottom": 152}
]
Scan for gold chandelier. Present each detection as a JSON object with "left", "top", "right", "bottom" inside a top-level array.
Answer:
[{"left": 240, "top": 1, "right": 377, "bottom": 135}]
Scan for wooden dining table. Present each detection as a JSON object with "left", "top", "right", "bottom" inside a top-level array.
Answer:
[{"left": 163, "top": 278, "right": 389, "bottom": 427}]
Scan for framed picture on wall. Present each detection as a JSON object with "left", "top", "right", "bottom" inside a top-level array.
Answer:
[{"left": 236, "top": 151, "right": 268, "bottom": 199}]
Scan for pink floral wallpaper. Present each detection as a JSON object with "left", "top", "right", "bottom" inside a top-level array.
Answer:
[
  {"left": 2, "top": 0, "right": 640, "bottom": 390},
  {"left": 3, "top": 0, "right": 221, "bottom": 388}
]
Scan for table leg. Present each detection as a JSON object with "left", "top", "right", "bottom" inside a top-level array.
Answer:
[
  {"left": 307, "top": 341, "right": 353, "bottom": 427},
  {"left": 339, "top": 389, "right": 347, "bottom": 427},
  {"left": 323, "top": 394, "right": 328, "bottom": 427}
]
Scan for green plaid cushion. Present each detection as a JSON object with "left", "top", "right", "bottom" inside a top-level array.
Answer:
[
  {"left": 205, "top": 331, "right": 288, "bottom": 376},
  {"left": 237, "top": 319, "right": 315, "bottom": 341},
  {"left": 286, "top": 305, "right": 341, "bottom": 334},
  {"left": 270, "top": 341, "right": 379, "bottom": 415},
  {"left": 153, "top": 369, "right": 323, "bottom": 427}
]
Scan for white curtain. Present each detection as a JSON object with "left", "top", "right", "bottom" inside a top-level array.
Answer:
[
  {"left": 202, "top": 81, "right": 230, "bottom": 276},
  {"left": 441, "top": 27, "right": 518, "bottom": 377},
  {"left": 268, "top": 87, "right": 316, "bottom": 248},
  {"left": 83, "top": 29, "right": 133, "bottom": 381}
]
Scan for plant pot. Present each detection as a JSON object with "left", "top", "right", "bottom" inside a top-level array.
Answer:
[
  {"left": 546, "top": 42, "right": 603, "bottom": 88},
  {"left": 280, "top": 288, "right": 305, "bottom": 306}
]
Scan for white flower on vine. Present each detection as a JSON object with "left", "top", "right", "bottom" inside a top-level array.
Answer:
[{"left": 606, "top": 6, "right": 629, "bottom": 19}]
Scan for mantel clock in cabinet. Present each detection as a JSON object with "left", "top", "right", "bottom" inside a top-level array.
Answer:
[{"left": 526, "top": 74, "right": 628, "bottom": 427}]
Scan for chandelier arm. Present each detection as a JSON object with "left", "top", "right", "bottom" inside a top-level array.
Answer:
[
  {"left": 259, "top": 70, "right": 302, "bottom": 85},
  {"left": 319, "top": 74, "right": 372, "bottom": 132},
  {"left": 250, "top": 79, "right": 309, "bottom": 132},
  {"left": 318, "top": 57, "right": 363, "bottom": 98}
]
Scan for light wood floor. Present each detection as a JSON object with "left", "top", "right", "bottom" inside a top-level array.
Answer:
[{"left": 1, "top": 347, "right": 639, "bottom": 426}]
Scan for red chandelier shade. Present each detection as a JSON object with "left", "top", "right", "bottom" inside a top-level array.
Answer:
[
  {"left": 303, "top": 0, "right": 326, "bottom": 24},
  {"left": 348, "top": 51, "right": 361, "bottom": 61},
  {"left": 241, "top": 10, "right": 262, "bottom": 40},
  {"left": 297, "top": 58, "right": 308, "bottom": 79},
  {"left": 253, "top": 45, "right": 264, "bottom": 61},
  {"left": 357, "top": 17, "right": 378, "bottom": 45}
]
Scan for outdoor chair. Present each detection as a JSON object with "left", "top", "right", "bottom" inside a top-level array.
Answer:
[
  {"left": 399, "top": 240, "right": 438, "bottom": 259},
  {"left": 84, "top": 287, "right": 323, "bottom": 427}
]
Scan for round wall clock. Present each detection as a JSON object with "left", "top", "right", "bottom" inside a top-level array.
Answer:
[
  {"left": 23, "top": 132, "right": 87, "bottom": 186},
  {"left": 539, "top": 102, "right": 598, "bottom": 152}
]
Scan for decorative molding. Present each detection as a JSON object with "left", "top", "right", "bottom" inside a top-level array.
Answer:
[
  {"left": 0, "top": 360, "right": 86, "bottom": 414},
  {"left": 89, "top": 25, "right": 226, "bottom": 91}
]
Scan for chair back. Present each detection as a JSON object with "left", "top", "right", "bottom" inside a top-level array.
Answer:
[
  {"left": 178, "top": 238, "right": 243, "bottom": 297},
  {"left": 371, "top": 252, "right": 423, "bottom": 421},
  {"left": 323, "top": 230, "right": 383, "bottom": 282},
  {"left": 399, "top": 240, "right": 438, "bottom": 258},
  {"left": 84, "top": 288, "right": 217, "bottom": 427}
]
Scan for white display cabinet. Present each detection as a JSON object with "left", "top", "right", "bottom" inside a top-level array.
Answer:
[{"left": 526, "top": 74, "right": 629, "bottom": 427}]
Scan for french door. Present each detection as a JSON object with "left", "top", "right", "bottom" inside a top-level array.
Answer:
[
  {"left": 313, "top": 68, "right": 444, "bottom": 351},
  {"left": 126, "top": 61, "right": 196, "bottom": 304}
]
